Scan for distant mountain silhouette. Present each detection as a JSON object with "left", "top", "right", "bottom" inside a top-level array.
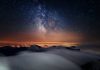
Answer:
[
  {"left": 0, "top": 45, "right": 81, "bottom": 56},
  {"left": 28, "top": 45, "right": 46, "bottom": 52},
  {"left": 0, "top": 46, "right": 28, "bottom": 56}
]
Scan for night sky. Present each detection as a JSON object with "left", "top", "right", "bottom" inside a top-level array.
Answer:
[{"left": 0, "top": 0, "right": 100, "bottom": 45}]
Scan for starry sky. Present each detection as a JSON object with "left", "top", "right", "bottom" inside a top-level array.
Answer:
[{"left": 0, "top": 0, "right": 100, "bottom": 45}]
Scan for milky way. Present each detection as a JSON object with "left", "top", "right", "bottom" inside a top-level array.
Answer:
[
  {"left": 33, "top": 4, "right": 63, "bottom": 34},
  {"left": 29, "top": 3, "right": 84, "bottom": 44},
  {"left": 0, "top": 0, "right": 100, "bottom": 46}
]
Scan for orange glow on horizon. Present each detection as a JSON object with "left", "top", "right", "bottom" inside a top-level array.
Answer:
[
  {"left": 0, "top": 29, "right": 84, "bottom": 47},
  {"left": 0, "top": 41, "right": 80, "bottom": 47}
]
